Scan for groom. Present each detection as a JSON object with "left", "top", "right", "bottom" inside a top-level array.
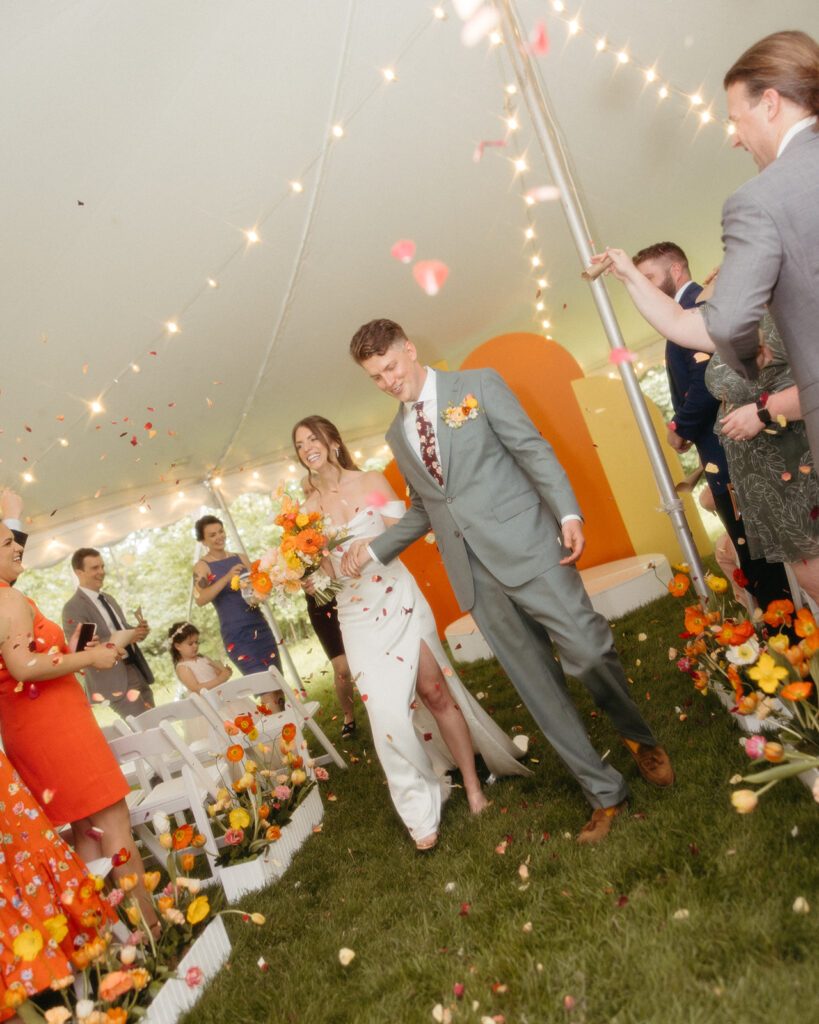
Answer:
[{"left": 342, "top": 319, "right": 673, "bottom": 842}]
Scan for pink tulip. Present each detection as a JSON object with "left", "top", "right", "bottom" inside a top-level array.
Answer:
[{"left": 745, "top": 735, "right": 766, "bottom": 759}]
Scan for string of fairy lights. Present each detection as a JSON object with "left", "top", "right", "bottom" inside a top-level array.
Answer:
[{"left": 20, "top": 0, "right": 736, "bottom": 499}]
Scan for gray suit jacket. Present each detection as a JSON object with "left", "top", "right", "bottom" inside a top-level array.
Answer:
[
  {"left": 62, "top": 588, "right": 154, "bottom": 698},
  {"left": 702, "top": 124, "right": 819, "bottom": 456},
  {"left": 369, "top": 367, "right": 581, "bottom": 611}
]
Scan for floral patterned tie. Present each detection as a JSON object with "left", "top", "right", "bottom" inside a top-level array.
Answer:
[{"left": 414, "top": 402, "right": 444, "bottom": 486}]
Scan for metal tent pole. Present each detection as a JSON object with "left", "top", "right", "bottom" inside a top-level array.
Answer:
[{"left": 495, "top": 0, "right": 707, "bottom": 600}]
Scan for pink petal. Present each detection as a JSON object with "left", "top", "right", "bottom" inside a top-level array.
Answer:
[
  {"left": 473, "top": 139, "right": 507, "bottom": 163},
  {"left": 390, "top": 239, "right": 415, "bottom": 264},
  {"left": 460, "top": 5, "right": 499, "bottom": 48},
  {"left": 126, "top": 689, "right": 141, "bottom": 702},
  {"left": 366, "top": 491, "right": 388, "bottom": 507},
  {"left": 413, "top": 260, "right": 449, "bottom": 296},
  {"left": 609, "top": 348, "right": 638, "bottom": 365},
  {"left": 528, "top": 19, "right": 550, "bottom": 56},
  {"left": 524, "top": 185, "right": 561, "bottom": 203}
]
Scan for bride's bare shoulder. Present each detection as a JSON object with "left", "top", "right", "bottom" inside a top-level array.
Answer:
[{"left": 357, "top": 470, "right": 398, "bottom": 501}]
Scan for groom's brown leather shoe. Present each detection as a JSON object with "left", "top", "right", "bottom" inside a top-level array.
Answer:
[
  {"left": 620, "top": 736, "right": 674, "bottom": 787},
  {"left": 576, "top": 802, "right": 626, "bottom": 844}
]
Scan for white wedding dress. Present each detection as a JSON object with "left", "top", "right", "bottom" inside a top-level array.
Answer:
[{"left": 333, "top": 501, "right": 530, "bottom": 841}]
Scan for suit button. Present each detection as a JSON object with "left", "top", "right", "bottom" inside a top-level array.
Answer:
[
  {"left": 446, "top": 497, "right": 453, "bottom": 504},
  {"left": 454, "top": 531, "right": 461, "bottom": 538}
]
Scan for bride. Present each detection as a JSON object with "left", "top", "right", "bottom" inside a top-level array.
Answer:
[{"left": 292, "top": 415, "right": 529, "bottom": 851}]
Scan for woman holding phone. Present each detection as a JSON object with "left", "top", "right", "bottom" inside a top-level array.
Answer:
[{"left": 0, "top": 524, "right": 158, "bottom": 929}]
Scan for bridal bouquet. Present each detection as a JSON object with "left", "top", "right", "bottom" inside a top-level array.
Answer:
[
  {"left": 669, "top": 567, "right": 819, "bottom": 812},
  {"left": 236, "top": 494, "right": 347, "bottom": 606}
]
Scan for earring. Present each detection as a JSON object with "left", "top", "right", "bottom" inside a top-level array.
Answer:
[{"left": 334, "top": 448, "right": 340, "bottom": 458}]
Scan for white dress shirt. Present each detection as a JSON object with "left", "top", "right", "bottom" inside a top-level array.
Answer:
[
  {"left": 777, "top": 115, "right": 817, "bottom": 158},
  {"left": 80, "top": 586, "right": 121, "bottom": 632},
  {"left": 403, "top": 367, "right": 442, "bottom": 471}
]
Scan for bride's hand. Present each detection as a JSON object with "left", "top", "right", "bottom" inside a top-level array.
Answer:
[
  {"left": 340, "top": 538, "right": 371, "bottom": 578},
  {"left": 302, "top": 575, "right": 317, "bottom": 595}
]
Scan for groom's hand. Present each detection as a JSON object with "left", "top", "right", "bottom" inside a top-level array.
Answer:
[
  {"left": 340, "top": 539, "right": 370, "bottom": 578},
  {"left": 559, "top": 520, "right": 585, "bottom": 565}
]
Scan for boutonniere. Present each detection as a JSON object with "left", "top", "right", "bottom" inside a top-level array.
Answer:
[{"left": 441, "top": 394, "right": 482, "bottom": 429}]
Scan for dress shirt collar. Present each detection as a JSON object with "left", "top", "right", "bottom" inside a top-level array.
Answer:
[
  {"left": 405, "top": 367, "right": 437, "bottom": 410},
  {"left": 777, "top": 115, "right": 818, "bottom": 158},
  {"left": 80, "top": 585, "right": 104, "bottom": 602},
  {"left": 674, "top": 280, "right": 696, "bottom": 304}
]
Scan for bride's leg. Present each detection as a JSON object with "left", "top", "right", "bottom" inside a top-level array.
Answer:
[{"left": 415, "top": 643, "right": 488, "bottom": 814}]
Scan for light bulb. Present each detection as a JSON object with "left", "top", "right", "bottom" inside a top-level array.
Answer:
[
  {"left": 131, "top": 363, "right": 141, "bottom": 373},
  {"left": 382, "top": 68, "right": 396, "bottom": 83},
  {"left": 489, "top": 31, "right": 502, "bottom": 46},
  {"left": 212, "top": 476, "right": 222, "bottom": 486},
  {"left": 331, "top": 124, "right": 345, "bottom": 138},
  {"left": 433, "top": 6, "right": 446, "bottom": 19},
  {"left": 645, "top": 68, "right": 656, "bottom": 83},
  {"left": 505, "top": 83, "right": 517, "bottom": 95},
  {"left": 515, "top": 157, "right": 527, "bottom": 172},
  {"left": 59, "top": 438, "right": 69, "bottom": 447},
  {"left": 290, "top": 181, "right": 304, "bottom": 193},
  {"left": 700, "top": 110, "right": 712, "bottom": 123},
  {"left": 531, "top": 255, "right": 541, "bottom": 267},
  {"left": 552, "top": 1, "right": 565, "bottom": 11},
  {"left": 536, "top": 301, "right": 544, "bottom": 311},
  {"left": 617, "top": 51, "right": 629, "bottom": 64},
  {"left": 90, "top": 401, "right": 103, "bottom": 414},
  {"left": 507, "top": 117, "right": 519, "bottom": 131},
  {"left": 568, "top": 20, "right": 579, "bottom": 35},
  {"left": 22, "top": 472, "right": 33, "bottom": 483},
  {"left": 538, "top": 278, "right": 548, "bottom": 288},
  {"left": 690, "top": 93, "right": 703, "bottom": 106},
  {"left": 167, "top": 321, "right": 179, "bottom": 334},
  {"left": 596, "top": 38, "right": 606, "bottom": 52},
  {"left": 525, "top": 227, "right": 534, "bottom": 239},
  {"left": 207, "top": 278, "right": 218, "bottom": 288},
  {"left": 659, "top": 86, "right": 669, "bottom": 99},
  {"left": 541, "top": 319, "right": 551, "bottom": 329},
  {"left": 246, "top": 229, "right": 260, "bottom": 243}
]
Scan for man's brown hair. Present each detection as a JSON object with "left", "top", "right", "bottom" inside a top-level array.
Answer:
[
  {"left": 349, "top": 319, "right": 407, "bottom": 363},
  {"left": 632, "top": 242, "right": 689, "bottom": 272},
  {"left": 71, "top": 547, "right": 100, "bottom": 572},
  {"left": 724, "top": 30, "right": 819, "bottom": 115}
]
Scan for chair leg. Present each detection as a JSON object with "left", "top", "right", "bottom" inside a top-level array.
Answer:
[{"left": 276, "top": 676, "right": 346, "bottom": 770}]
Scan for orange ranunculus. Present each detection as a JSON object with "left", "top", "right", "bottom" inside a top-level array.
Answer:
[
  {"left": 684, "top": 606, "right": 708, "bottom": 636},
  {"left": 715, "top": 620, "right": 755, "bottom": 646},
  {"left": 726, "top": 665, "right": 743, "bottom": 701},
  {"left": 780, "top": 681, "right": 813, "bottom": 701},
  {"left": 763, "top": 598, "right": 795, "bottom": 628},
  {"left": 234, "top": 714, "right": 254, "bottom": 734},
  {"left": 294, "top": 528, "right": 324, "bottom": 556},
  {"left": 250, "top": 572, "right": 272, "bottom": 595},
  {"left": 181, "top": 853, "right": 195, "bottom": 872},
  {"left": 191, "top": 833, "right": 207, "bottom": 848},
  {"left": 99, "top": 971, "right": 134, "bottom": 1002},
  {"left": 226, "top": 744, "right": 244, "bottom": 762},
  {"left": 265, "top": 825, "right": 282, "bottom": 841},
  {"left": 258, "top": 804, "right": 270, "bottom": 820},
  {"left": 172, "top": 824, "right": 195, "bottom": 850},
  {"left": 281, "top": 723, "right": 297, "bottom": 743},
  {"left": 107, "top": 1009, "right": 128, "bottom": 1024},
  {"left": 794, "top": 608, "right": 819, "bottom": 651}
]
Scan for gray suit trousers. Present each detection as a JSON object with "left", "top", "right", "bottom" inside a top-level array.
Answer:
[{"left": 466, "top": 547, "right": 657, "bottom": 808}]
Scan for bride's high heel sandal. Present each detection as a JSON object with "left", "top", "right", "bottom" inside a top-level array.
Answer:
[{"left": 415, "top": 831, "right": 438, "bottom": 852}]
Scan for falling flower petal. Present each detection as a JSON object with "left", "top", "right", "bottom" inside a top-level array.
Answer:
[
  {"left": 792, "top": 896, "right": 810, "bottom": 914},
  {"left": 391, "top": 239, "right": 416, "bottom": 263},
  {"left": 525, "top": 185, "right": 561, "bottom": 203},
  {"left": 528, "top": 19, "right": 549, "bottom": 55},
  {"left": 473, "top": 139, "right": 507, "bottom": 162},
  {"left": 609, "top": 348, "right": 638, "bottom": 365},
  {"left": 413, "top": 260, "right": 450, "bottom": 296},
  {"left": 673, "top": 909, "right": 690, "bottom": 920},
  {"left": 338, "top": 947, "right": 356, "bottom": 966}
]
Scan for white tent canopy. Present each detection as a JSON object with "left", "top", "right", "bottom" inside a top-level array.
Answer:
[{"left": 4, "top": 1, "right": 816, "bottom": 566}]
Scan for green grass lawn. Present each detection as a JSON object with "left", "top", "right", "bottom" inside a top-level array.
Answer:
[{"left": 181, "top": 588, "right": 818, "bottom": 1024}]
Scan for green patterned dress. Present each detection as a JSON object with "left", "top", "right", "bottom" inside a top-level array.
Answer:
[{"left": 704, "top": 315, "right": 819, "bottom": 563}]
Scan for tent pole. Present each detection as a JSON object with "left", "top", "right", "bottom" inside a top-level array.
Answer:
[
  {"left": 203, "top": 479, "right": 305, "bottom": 692},
  {"left": 495, "top": 0, "right": 707, "bottom": 600}
]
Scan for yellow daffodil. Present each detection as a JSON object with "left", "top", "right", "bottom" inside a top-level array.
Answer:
[{"left": 747, "top": 652, "right": 790, "bottom": 694}]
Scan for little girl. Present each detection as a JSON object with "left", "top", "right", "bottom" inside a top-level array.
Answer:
[{"left": 167, "top": 620, "right": 232, "bottom": 696}]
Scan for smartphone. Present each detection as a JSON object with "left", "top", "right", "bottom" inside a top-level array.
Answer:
[{"left": 76, "top": 622, "right": 96, "bottom": 652}]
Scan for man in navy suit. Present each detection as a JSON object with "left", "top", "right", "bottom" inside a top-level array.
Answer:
[{"left": 633, "top": 242, "right": 791, "bottom": 609}]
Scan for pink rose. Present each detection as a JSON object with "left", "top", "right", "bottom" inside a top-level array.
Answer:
[
  {"left": 186, "top": 966, "right": 204, "bottom": 989},
  {"left": 225, "top": 828, "right": 244, "bottom": 846},
  {"left": 274, "top": 785, "right": 291, "bottom": 800},
  {"left": 314, "top": 766, "right": 329, "bottom": 781}
]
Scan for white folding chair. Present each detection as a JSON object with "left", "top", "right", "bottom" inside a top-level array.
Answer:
[
  {"left": 126, "top": 697, "right": 224, "bottom": 769},
  {"left": 106, "top": 723, "right": 223, "bottom": 882},
  {"left": 203, "top": 667, "right": 345, "bottom": 769}
]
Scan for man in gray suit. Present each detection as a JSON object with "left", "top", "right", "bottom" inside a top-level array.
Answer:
[
  {"left": 600, "top": 32, "right": 819, "bottom": 460},
  {"left": 62, "top": 547, "right": 155, "bottom": 717},
  {"left": 343, "top": 319, "right": 673, "bottom": 843}
]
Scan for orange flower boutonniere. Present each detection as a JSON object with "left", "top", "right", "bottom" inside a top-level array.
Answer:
[{"left": 441, "top": 394, "right": 482, "bottom": 428}]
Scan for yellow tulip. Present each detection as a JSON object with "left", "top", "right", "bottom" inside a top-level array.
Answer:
[{"left": 186, "top": 895, "right": 210, "bottom": 925}]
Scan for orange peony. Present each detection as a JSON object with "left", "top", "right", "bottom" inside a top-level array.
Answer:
[
  {"left": 265, "top": 825, "right": 282, "bottom": 841},
  {"left": 106, "top": 1009, "right": 128, "bottom": 1024}
]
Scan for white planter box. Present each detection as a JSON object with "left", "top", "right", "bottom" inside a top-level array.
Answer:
[
  {"left": 145, "top": 915, "right": 231, "bottom": 1024},
  {"left": 218, "top": 786, "right": 323, "bottom": 903},
  {"left": 710, "top": 681, "right": 781, "bottom": 734}
]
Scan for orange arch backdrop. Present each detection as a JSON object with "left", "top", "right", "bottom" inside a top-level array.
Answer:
[{"left": 383, "top": 331, "right": 637, "bottom": 636}]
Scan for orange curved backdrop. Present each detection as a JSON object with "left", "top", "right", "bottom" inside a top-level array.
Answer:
[{"left": 384, "top": 332, "right": 636, "bottom": 637}]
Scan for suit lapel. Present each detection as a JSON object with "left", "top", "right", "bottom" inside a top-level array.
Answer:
[{"left": 435, "top": 372, "right": 460, "bottom": 487}]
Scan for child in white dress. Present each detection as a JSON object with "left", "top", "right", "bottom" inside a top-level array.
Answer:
[{"left": 167, "top": 621, "right": 233, "bottom": 742}]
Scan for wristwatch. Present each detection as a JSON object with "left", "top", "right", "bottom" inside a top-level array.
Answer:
[{"left": 755, "top": 398, "right": 772, "bottom": 425}]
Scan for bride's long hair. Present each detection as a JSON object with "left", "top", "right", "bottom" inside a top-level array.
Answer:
[{"left": 292, "top": 416, "right": 359, "bottom": 494}]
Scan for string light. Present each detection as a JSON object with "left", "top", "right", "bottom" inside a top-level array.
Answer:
[
  {"left": 505, "top": 83, "right": 517, "bottom": 95},
  {"left": 506, "top": 116, "right": 519, "bottom": 131},
  {"left": 290, "top": 181, "right": 304, "bottom": 193},
  {"left": 524, "top": 227, "right": 534, "bottom": 239},
  {"left": 727, "top": 123, "right": 736, "bottom": 136},
  {"left": 96, "top": 522, "right": 104, "bottom": 531},
  {"left": 536, "top": 301, "right": 544, "bottom": 311},
  {"left": 541, "top": 319, "right": 551, "bottom": 329},
  {"left": 433, "top": 6, "right": 446, "bottom": 19},
  {"left": 206, "top": 278, "right": 218, "bottom": 288},
  {"left": 130, "top": 363, "right": 141, "bottom": 373},
  {"left": 658, "top": 86, "right": 669, "bottom": 99},
  {"left": 246, "top": 229, "right": 260, "bottom": 243},
  {"left": 90, "top": 400, "right": 103, "bottom": 414},
  {"left": 552, "top": 1, "right": 566, "bottom": 11},
  {"left": 690, "top": 93, "right": 703, "bottom": 106},
  {"left": 645, "top": 68, "right": 656, "bottom": 83},
  {"left": 524, "top": 195, "right": 535, "bottom": 206},
  {"left": 538, "top": 279, "right": 548, "bottom": 288},
  {"left": 595, "top": 38, "right": 606, "bottom": 52},
  {"left": 568, "top": 20, "right": 579, "bottom": 36},
  {"left": 514, "top": 157, "right": 527, "bottom": 172},
  {"left": 489, "top": 31, "right": 502, "bottom": 46},
  {"left": 700, "top": 110, "right": 713, "bottom": 124},
  {"left": 58, "top": 438, "right": 69, "bottom": 447},
  {"left": 22, "top": 472, "right": 34, "bottom": 483},
  {"left": 166, "top": 321, "right": 180, "bottom": 334},
  {"left": 617, "top": 51, "right": 629, "bottom": 64},
  {"left": 331, "top": 124, "right": 345, "bottom": 138},
  {"left": 212, "top": 476, "right": 222, "bottom": 486},
  {"left": 382, "top": 68, "right": 396, "bottom": 83},
  {"left": 531, "top": 255, "right": 541, "bottom": 267}
]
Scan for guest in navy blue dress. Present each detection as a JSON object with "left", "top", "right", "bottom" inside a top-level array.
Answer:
[{"left": 193, "top": 515, "right": 283, "bottom": 705}]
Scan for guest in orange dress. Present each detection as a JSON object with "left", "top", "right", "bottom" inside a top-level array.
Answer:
[
  {"left": 0, "top": 524, "right": 157, "bottom": 930},
  {"left": 0, "top": 751, "right": 116, "bottom": 1019}
]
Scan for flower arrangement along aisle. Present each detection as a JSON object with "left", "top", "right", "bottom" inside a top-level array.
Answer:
[
  {"left": 12, "top": 843, "right": 264, "bottom": 1024},
  {"left": 231, "top": 493, "right": 346, "bottom": 607},
  {"left": 668, "top": 567, "right": 819, "bottom": 813},
  {"left": 206, "top": 718, "right": 321, "bottom": 869}
]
